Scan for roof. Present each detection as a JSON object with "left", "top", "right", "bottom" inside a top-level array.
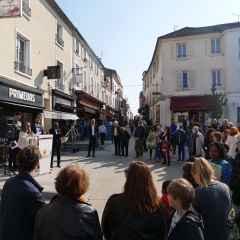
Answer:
[
  {"left": 143, "top": 22, "right": 240, "bottom": 80},
  {"left": 104, "top": 68, "right": 122, "bottom": 87}
]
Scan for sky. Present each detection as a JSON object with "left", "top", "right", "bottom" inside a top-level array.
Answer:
[{"left": 56, "top": 0, "right": 240, "bottom": 115}]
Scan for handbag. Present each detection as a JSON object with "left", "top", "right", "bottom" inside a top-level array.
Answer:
[
  {"left": 226, "top": 185, "right": 239, "bottom": 240},
  {"left": 162, "top": 140, "right": 169, "bottom": 151},
  {"left": 150, "top": 137, "right": 156, "bottom": 149},
  {"left": 111, "top": 212, "right": 132, "bottom": 238}
]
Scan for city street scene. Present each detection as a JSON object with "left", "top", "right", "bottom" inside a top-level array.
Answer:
[{"left": 1, "top": 0, "right": 240, "bottom": 240}]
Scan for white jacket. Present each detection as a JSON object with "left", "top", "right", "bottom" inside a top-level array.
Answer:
[
  {"left": 226, "top": 135, "right": 237, "bottom": 159},
  {"left": 18, "top": 131, "right": 31, "bottom": 149}
]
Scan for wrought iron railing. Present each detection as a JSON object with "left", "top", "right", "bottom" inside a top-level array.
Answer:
[
  {"left": 76, "top": 49, "right": 79, "bottom": 55},
  {"left": 22, "top": 1, "right": 31, "bottom": 17},
  {"left": 55, "top": 34, "right": 64, "bottom": 47},
  {"left": 177, "top": 55, "right": 188, "bottom": 58},
  {"left": 211, "top": 50, "right": 221, "bottom": 54},
  {"left": 14, "top": 61, "right": 32, "bottom": 76},
  {"left": 55, "top": 80, "right": 65, "bottom": 91}
]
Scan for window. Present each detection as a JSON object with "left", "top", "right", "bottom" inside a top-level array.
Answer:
[
  {"left": 212, "top": 70, "right": 221, "bottom": 87},
  {"left": 177, "top": 44, "right": 187, "bottom": 58},
  {"left": 22, "top": 0, "right": 31, "bottom": 17},
  {"left": 211, "top": 39, "right": 220, "bottom": 54},
  {"left": 76, "top": 40, "right": 79, "bottom": 55},
  {"left": 84, "top": 71, "right": 87, "bottom": 90},
  {"left": 239, "top": 39, "right": 240, "bottom": 58},
  {"left": 90, "top": 77, "right": 93, "bottom": 94},
  {"left": 182, "top": 72, "right": 188, "bottom": 89},
  {"left": 81, "top": 46, "right": 84, "bottom": 60},
  {"left": 150, "top": 71, "right": 152, "bottom": 84},
  {"left": 15, "top": 35, "right": 32, "bottom": 76},
  {"left": 153, "top": 65, "right": 155, "bottom": 78},
  {"left": 56, "top": 61, "right": 64, "bottom": 91},
  {"left": 97, "top": 83, "right": 99, "bottom": 98},
  {"left": 56, "top": 23, "right": 64, "bottom": 47}
]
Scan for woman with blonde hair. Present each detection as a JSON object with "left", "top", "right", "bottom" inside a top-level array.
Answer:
[
  {"left": 226, "top": 127, "right": 239, "bottom": 159},
  {"left": 212, "top": 131, "right": 222, "bottom": 143},
  {"left": 18, "top": 122, "right": 33, "bottom": 149},
  {"left": 191, "top": 157, "right": 231, "bottom": 240},
  {"left": 102, "top": 161, "right": 165, "bottom": 240}
]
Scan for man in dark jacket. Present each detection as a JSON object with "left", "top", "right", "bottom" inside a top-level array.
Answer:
[
  {"left": 211, "top": 118, "right": 218, "bottom": 130},
  {"left": 49, "top": 122, "right": 63, "bottom": 168},
  {"left": 120, "top": 127, "right": 131, "bottom": 157},
  {"left": 0, "top": 146, "right": 46, "bottom": 240},
  {"left": 86, "top": 118, "right": 99, "bottom": 157},
  {"left": 112, "top": 121, "right": 121, "bottom": 155},
  {"left": 219, "top": 119, "right": 230, "bottom": 133},
  {"left": 134, "top": 120, "right": 145, "bottom": 159},
  {"left": 31, "top": 116, "right": 44, "bottom": 135},
  {"left": 9, "top": 111, "right": 22, "bottom": 170},
  {"left": 176, "top": 126, "right": 186, "bottom": 161}
]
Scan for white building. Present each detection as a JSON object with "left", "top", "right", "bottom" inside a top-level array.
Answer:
[{"left": 142, "top": 22, "right": 240, "bottom": 127}]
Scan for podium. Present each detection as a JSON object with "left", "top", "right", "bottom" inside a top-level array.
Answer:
[{"left": 29, "top": 135, "right": 53, "bottom": 174}]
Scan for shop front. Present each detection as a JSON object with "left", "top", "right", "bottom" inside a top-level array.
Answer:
[
  {"left": 0, "top": 76, "right": 44, "bottom": 125},
  {"left": 43, "top": 90, "right": 77, "bottom": 135},
  {"left": 76, "top": 90, "right": 104, "bottom": 122},
  {"left": 170, "top": 96, "right": 206, "bottom": 125}
]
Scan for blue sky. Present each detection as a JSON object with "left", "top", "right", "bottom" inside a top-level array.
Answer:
[{"left": 56, "top": 0, "right": 240, "bottom": 115}]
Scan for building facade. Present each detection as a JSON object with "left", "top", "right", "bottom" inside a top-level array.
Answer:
[{"left": 141, "top": 22, "right": 240, "bottom": 127}]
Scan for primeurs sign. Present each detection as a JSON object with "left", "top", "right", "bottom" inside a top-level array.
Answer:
[{"left": 9, "top": 88, "right": 35, "bottom": 103}]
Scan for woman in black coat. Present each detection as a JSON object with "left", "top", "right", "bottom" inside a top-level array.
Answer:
[
  {"left": 34, "top": 166, "right": 102, "bottom": 240},
  {"left": 203, "top": 129, "right": 214, "bottom": 159},
  {"left": 101, "top": 161, "right": 166, "bottom": 240},
  {"left": 120, "top": 127, "right": 131, "bottom": 157}
]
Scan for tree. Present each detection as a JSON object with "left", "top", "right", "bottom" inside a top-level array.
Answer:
[{"left": 204, "top": 86, "right": 227, "bottom": 121}]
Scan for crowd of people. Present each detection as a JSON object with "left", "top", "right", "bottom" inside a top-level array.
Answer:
[{"left": 1, "top": 145, "right": 240, "bottom": 240}]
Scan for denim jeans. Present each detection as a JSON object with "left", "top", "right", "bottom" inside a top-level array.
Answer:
[
  {"left": 178, "top": 144, "right": 185, "bottom": 159},
  {"left": 154, "top": 142, "right": 161, "bottom": 160}
]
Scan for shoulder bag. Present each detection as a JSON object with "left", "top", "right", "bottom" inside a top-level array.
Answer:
[{"left": 111, "top": 212, "right": 132, "bottom": 238}]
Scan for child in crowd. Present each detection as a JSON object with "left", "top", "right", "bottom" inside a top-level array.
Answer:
[
  {"left": 212, "top": 132, "right": 223, "bottom": 143},
  {"left": 182, "top": 162, "right": 199, "bottom": 188},
  {"left": 160, "top": 180, "right": 174, "bottom": 222},
  {"left": 176, "top": 126, "right": 186, "bottom": 161},
  {"left": 208, "top": 142, "right": 233, "bottom": 185},
  {"left": 166, "top": 178, "right": 204, "bottom": 240}
]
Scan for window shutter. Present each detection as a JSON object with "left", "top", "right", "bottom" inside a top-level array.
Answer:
[
  {"left": 171, "top": 43, "right": 176, "bottom": 60},
  {"left": 176, "top": 71, "right": 182, "bottom": 90},
  {"left": 221, "top": 36, "right": 225, "bottom": 53},
  {"left": 81, "top": 47, "right": 84, "bottom": 60},
  {"left": 188, "top": 71, "right": 196, "bottom": 89},
  {"left": 73, "top": 37, "right": 76, "bottom": 52},
  {"left": 222, "top": 69, "right": 227, "bottom": 87},
  {"left": 187, "top": 42, "right": 194, "bottom": 58},
  {"left": 157, "top": 55, "right": 159, "bottom": 72},
  {"left": 205, "top": 38, "right": 211, "bottom": 56}
]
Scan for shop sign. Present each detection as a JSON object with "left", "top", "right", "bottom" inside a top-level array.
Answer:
[
  {"left": 74, "top": 74, "right": 83, "bottom": 84},
  {"left": 0, "top": 0, "right": 22, "bottom": 18},
  {"left": 9, "top": 88, "right": 35, "bottom": 102},
  {"left": 56, "top": 97, "right": 71, "bottom": 106}
]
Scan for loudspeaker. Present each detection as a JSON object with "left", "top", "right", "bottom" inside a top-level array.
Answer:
[{"left": 0, "top": 117, "right": 15, "bottom": 138}]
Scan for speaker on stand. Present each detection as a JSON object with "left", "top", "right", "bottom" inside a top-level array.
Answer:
[{"left": 0, "top": 115, "right": 16, "bottom": 177}]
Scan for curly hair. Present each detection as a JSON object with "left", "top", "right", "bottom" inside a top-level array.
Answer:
[
  {"left": 229, "top": 127, "right": 239, "bottom": 136},
  {"left": 17, "top": 145, "right": 42, "bottom": 171}
]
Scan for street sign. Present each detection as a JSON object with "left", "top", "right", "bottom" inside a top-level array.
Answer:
[
  {"left": 75, "top": 74, "right": 83, "bottom": 84},
  {"left": 0, "top": 0, "right": 22, "bottom": 18},
  {"left": 152, "top": 92, "right": 161, "bottom": 95}
]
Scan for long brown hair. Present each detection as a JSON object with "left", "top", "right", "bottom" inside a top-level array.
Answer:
[{"left": 122, "top": 161, "right": 161, "bottom": 216}]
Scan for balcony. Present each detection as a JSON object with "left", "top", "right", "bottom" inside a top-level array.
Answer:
[
  {"left": 14, "top": 61, "right": 32, "bottom": 76},
  {"left": 55, "top": 34, "right": 64, "bottom": 47},
  {"left": 55, "top": 80, "right": 65, "bottom": 91},
  {"left": 22, "top": 1, "right": 31, "bottom": 17}
]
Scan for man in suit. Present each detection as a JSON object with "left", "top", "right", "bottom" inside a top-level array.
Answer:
[
  {"left": 9, "top": 111, "right": 22, "bottom": 171},
  {"left": 86, "top": 118, "right": 99, "bottom": 157},
  {"left": 112, "top": 121, "right": 121, "bottom": 155},
  {"left": 31, "top": 116, "right": 44, "bottom": 135},
  {"left": 49, "top": 122, "right": 63, "bottom": 168}
]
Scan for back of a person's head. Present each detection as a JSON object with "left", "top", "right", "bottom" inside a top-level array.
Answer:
[
  {"left": 17, "top": 145, "right": 42, "bottom": 172},
  {"left": 191, "top": 157, "right": 214, "bottom": 186},
  {"left": 167, "top": 178, "right": 195, "bottom": 210},
  {"left": 123, "top": 161, "right": 160, "bottom": 216},
  {"left": 212, "top": 132, "right": 222, "bottom": 142},
  {"left": 194, "top": 122, "right": 199, "bottom": 127},
  {"left": 182, "top": 162, "right": 199, "bottom": 188},
  {"left": 229, "top": 127, "right": 239, "bottom": 136},
  {"left": 205, "top": 129, "right": 214, "bottom": 139},
  {"left": 162, "top": 180, "right": 172, "bottom": 193},
  {"left": 223, "top": 143, "right": 230, "bottom": 154},
  {"left": 55, "top": 165, "right": 89, "bottom": 198}
]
